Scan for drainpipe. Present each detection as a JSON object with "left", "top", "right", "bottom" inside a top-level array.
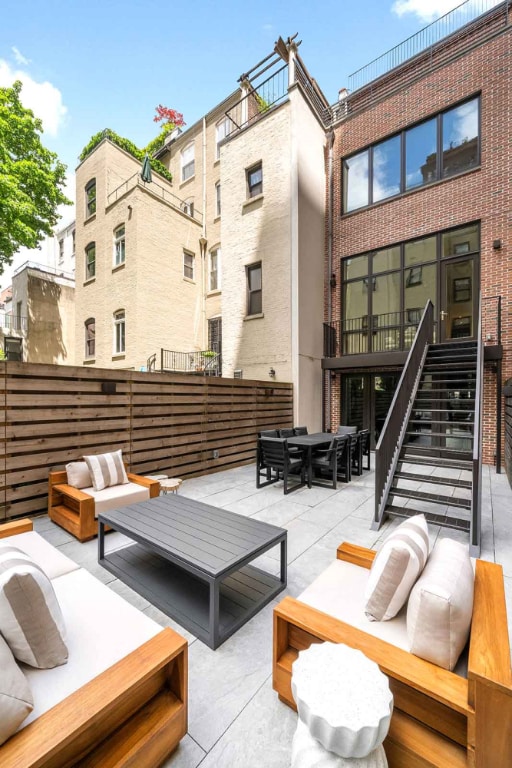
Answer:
[
  {"left": 326, "top": 129, "right": 335, "bottom": 431},
  {"left": 201, "top": 117, "right": 207, "bottom": 349}
]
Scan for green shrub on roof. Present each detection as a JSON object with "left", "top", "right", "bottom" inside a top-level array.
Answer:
[{"left": 79, "top": 129, "right": 173, "bottom": 184}]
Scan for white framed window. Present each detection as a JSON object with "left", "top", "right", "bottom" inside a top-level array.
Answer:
[
  {"left": 114, "top": 224, "right": 126, "bottom": 266},
  {"left": 85, "top": 318, "right": 95, "bottom": 357},
  {"left": 85, "top": 179, "right": 96, "bottom": 216},
  {"left": 209, "top": 248, "right": 221, "bottom": 292},
  {"left": 183, "top": 251, "right": 195, "bottom": 280},
  {"left": 215, "top": 182, "right": 221, "bottom": 217},
  {"left": 85, "top": 242, "right": 96, "bottom": 280},
  {"left": 71, "top": 229, "right": 76, "bottom": 259},
  {"left": 215, "top": 116, "right": 231, "bottom": 159},
  {"left": 58, "top": 239, "right": 64, "bottom": 264},
  {"left": 247, "top": 162, "right": 262, "bottom": 198},
  {"left": 181, "top": 144, "right": 195, "bottom": 182},
  {"left": 181, "top": 199, "right": 194, "bottom": 217},
  {"left": 113, "top": 310, "right": 125, "bottom": 354}
]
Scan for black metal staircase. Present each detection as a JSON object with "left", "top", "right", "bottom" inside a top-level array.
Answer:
[{"left": 373, "top": 300, "right": 483, "bottom": 555}]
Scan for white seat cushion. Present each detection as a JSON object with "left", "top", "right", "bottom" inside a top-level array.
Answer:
[
  {"left": 82, "top": 482, "right": 150, "bottom": 518},
  {"left": 20, "top": 567, "right": 162, "bottom": 726},
  {"left": 3, "top": 531, "right": 80, "bottom": 580}
]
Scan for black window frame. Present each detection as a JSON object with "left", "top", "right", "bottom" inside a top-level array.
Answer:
[
  {"left": 341, "top": 95, "right": 480, "bottom": 214},
  {"left": 84, "top": 317, "right": 95, "bottom": 358},
  {"left": 85, "top": 179, "right": 96, "bottom": 217},
  {"left": 247, "top": 162, "right": 263, "bottom": 198},
  {"left": 85, "top": 242, "right": 96, "bottom": 280}
]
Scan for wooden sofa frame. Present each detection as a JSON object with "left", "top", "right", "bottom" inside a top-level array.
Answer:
[
  {"left": 273, "top": 541, "right": 512, "bottom": 768},
  {"left": 0, "top": 519, "right": 187, "bottom": 768},
  {"left": 48, "top": 469, "right": 160, "bottom": 542}
]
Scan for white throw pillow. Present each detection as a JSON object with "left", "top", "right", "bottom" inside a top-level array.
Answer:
[
  {"left": 83, "top": 449, "right": 129, "bottom": 491},
  {"left": 365, "top": 514, "right": 430, "bottom": 621},
  {"left": 0, "top": 546, "right": 68, "bottom": 668},
  {"left": 407, "top": 537, "right": 474, "bottom": 670},
  {"left": 0, "top": 633, "right": 33, "bottom": 745},
  {"left": 65, "top": 460, "right": 92, "bottom": 489}
]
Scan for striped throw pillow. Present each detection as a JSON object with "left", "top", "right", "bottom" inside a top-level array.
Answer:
[
  {"left": 0, "top": 546, "right": 68, "bottom": 668},
  {"left": 83, "top": 449, "right": 129, "bottom": 491},
  {"left": 365, "top": 514, "right": 430, "bottom": 621},
  {"left": 0, "top": 633, "right": 33, "bottom": 745}
]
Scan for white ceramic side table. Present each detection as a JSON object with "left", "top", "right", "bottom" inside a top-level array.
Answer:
[
  {"left": 291, "top": 642, "right": 393, "bottom": 760},
  {"left": 292, "top": 719, "right": 388, "bottom": 768},
  {"left": 160, "top": 478, "right": 182, "bottom": 495}
]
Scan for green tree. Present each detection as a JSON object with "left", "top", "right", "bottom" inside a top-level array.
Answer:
[{"left": 0, "top": 80, "right": 71, "bottom": 270}]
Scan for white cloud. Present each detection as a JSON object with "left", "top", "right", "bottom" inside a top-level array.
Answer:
[
  {"left": 392, "top": 0, "right": 501, "bottom": 23},
  {"left": 11, "top": 46, "right": 30, "bottom": 66},
  {"left": 0, "top": 59, "right": 67, "bottom": 136}
]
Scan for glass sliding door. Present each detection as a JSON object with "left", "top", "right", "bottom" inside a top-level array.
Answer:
[{"left": 341, "top": 372, "right": 401, "bottom": 448}]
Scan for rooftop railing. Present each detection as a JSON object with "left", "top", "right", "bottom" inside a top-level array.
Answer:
[
  {"left": 225, "top": 64, "right": 289, "bottom": 132},
  {"left": 348, "top": 0, "right": 509, "bottom": 93},
  {"left": 12, "top": 261, "right": 74, "bottom": 281},
  {"left": 107, "top": 173, "right": 203, "bottom": 224}
]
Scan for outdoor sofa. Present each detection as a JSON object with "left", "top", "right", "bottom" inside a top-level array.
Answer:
[
  {"left": 0, "top": 518, "right": 187, "bottom": 767},
  {"left": 273, "top": 535, "right": 512, "bottom": 767},
  {"left": 48, "top": 455, "right": 160, "bottom": 542}
]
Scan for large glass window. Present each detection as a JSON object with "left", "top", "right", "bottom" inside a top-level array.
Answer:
[
  {"left": 113, "top": 310, "right": 125, "bottom": 355},
  {"left": 247, "top": 263, "right": 262, "bottom": 315},
  {"left": 342, "top": 97, "right": 480, "bottom": 212}
]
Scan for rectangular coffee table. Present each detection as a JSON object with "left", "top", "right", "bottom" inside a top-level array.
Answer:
[{"left": 98, "top": 495, "right": 287, "bottom": 649}]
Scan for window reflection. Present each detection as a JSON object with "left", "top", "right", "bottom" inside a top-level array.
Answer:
[
  {"left": 373, "top": 136, "right": 400, "bottom": 202},
  {"left": 404, "top": 236, "right": 436, "bottom": 266},
  {"left": 442, "top": 99, "right": 478, "bottom": 178},
  {"left": 343, "top": 254, "right": 368, "bottom": 281},
  {"left": 373, "top": 246, "right": 400, "bottom": 273},
  {"left": 344, "top": 150, "right": 369, "bottom": 211},
  {"left": 442, "top": 224, "right": 479, "bottom": 257},
  {"left": 406, "top": 118, "right": 437, "bottom": 189}
]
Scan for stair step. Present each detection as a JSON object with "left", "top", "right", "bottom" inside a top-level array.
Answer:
[
  {"left": 389, "top": 487, "right": 471, "bottom": 509},
  {"left": 405, "top": 430, "right": 473, "bottom": 440},
  {"left": 402, "top": 445, "right": 472, "bottom": 458},
  {"left": 408, "top": 418, "right": 474, "bottom": 425},
  {"left": 426, "top": 354, "right": 476, "bottom": 363},
  {"left": 385, "top": 505, "right": 471, "bottom": 532},
  {"left": 411, "top": 409, "right": 474, "bottom": 415},
  {"left": 399, "top": 455, "right": 472, "bottom": 470},
  {"left": 394, "top": 471, "right": 472, "bottom": 489},
  {"left": 423, "top": 364, "right": 476, "bottom": 372}
]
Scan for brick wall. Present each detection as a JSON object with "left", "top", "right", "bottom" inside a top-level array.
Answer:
[{"left": 328, "top": 23, "right": 511, "bottom": 462}]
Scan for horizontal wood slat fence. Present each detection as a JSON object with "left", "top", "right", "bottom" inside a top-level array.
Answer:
[
  {"left": 0, "top": 362, "right": 293, "bottom": 521},
  {"left": 505, "top": 383, "right": 512, "bottom": 490}
]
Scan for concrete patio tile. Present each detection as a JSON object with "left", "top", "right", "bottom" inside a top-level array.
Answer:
[
  {"left": 36, "top": 524, "right": 76, "bottom": 547},
  {"left": 186, "top": 602, "right": 275, "bottom": 753},
  {"left": 194, "top": 677, "right": 296, "bottom": 768},
  {"left": 162, "top": 735, "right": 206, "bottom": 768},
  {"left": 106, "top": 578, "right": 152, "bottom": 611},
  {"left": 267, "top": 518, "right": 330, "bottom": 563},
  {"left": 222, "top": 487, "right": 284, "bottom": 515},
  {"left": 252, "top": 499, "right": 310, "bottom": 527},
  {"left": 142, "top": 604, "right": 197, "bottom": 645},
  {"left": 202, "top": 486, "right": 258, "bottom": 508},
  {"left": 31, "top": 514, "right": 60, "bottom": 532},
  {"left": 280, "top": 485, "right": 340, "bottom": 507}
]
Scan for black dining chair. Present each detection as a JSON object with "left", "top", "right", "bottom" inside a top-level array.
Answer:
[
  {"left": 310, "top": 434, "right": 350, "bottom": 489},
  {"left": 256, "top": 438, "right": 306, "bottom": 494},
  {"left": 293, "top": 426, "right": 308, "bottom": 436},
  {"left": 336, "top": 425, "right": 357, "bottom": 435},
  {"left": 358, "top": 429, "right": 371, "bottom": 471},
  {"left": 348, "top": 433, "right": 363, "bottom": 476},
  {"left": 279, "top": 428, "right": 295, "bottom": 438},
  {"left": 259, "top": 429, "right": 279, "bottom": 438}
]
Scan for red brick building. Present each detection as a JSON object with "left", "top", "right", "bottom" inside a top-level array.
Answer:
[{"left": 323, "top": 2, "right": 511, "bottom": 466}]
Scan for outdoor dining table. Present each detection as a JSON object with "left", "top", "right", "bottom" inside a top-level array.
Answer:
[{"left": 287, "top": 432, "right": 334, "bottom": 488}]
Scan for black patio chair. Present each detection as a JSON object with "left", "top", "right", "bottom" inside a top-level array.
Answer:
[
  {"left": 293, "top": 426, "right": 308, "bottom": 436},
  {"left": 310, "top": 434, "right": 350, "bottom": 489},
  {"left": 256, "top": 438, "right": 306, "bottom": 494},
  {"left": 336, "top": 425, "right": 357, "bottom": 435},
  {"left": 348, "top": 432, "right": 363, "bottom": 476},
  {"left": 279, "top": 428, "right": 295, "bottom": 438},
  {"left": 358, "top": 429, "right": 371, "bottom": 471},
  {"left": 259, "top": 429, "right": 279, "bottom": 438}
]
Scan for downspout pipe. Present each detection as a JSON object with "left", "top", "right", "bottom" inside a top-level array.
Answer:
[
  {"left": 201, "top": 116, "right": 207, "bottom": 349},
  {"left": 326, "top": 129, "right": 335, "bottom": 431}
]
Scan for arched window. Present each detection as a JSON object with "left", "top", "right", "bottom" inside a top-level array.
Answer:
[
  {"left": 85, "top": 179, "right": 96, "bottom": 217},
  {"left": 113, "top": 310, "right": 125, "bottom": 355},
  {"left": 85, "top": 318, "right": 95, "bottom": 358},
  {"left": 114, "top": 224, "right": 125, "bottom": 266},
  {"left": 85, "top": 242, "right": 96, "bottom": 280}
]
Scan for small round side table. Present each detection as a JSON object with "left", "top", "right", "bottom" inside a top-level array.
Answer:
[
  {"left": 291, "top": 642, "right": 393, "bottom": 763},
  {"left": 160, "top": 478, "right": 182, "bottom": 495}
]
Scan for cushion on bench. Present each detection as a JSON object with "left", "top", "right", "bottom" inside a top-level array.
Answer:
[
  {"left": 0, "top": 634, "right": 33, "bottom": 745},
  {"left": 82, "top": 482, "right": 150, "bottom": 518},
  {"left": 3, "top": 531, "right": 80, "bottom": 580}
]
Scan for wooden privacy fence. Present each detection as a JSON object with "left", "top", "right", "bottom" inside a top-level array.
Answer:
[{"left": 0, "top": 362, "right": 293, "bottom": 521}]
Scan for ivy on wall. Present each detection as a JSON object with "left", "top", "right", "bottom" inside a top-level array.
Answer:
[{"left": 79, "top": 128, "right": 173, "bottom": 184}]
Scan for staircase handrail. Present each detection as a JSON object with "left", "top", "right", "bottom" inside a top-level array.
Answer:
[
  {"left": 471, "top": 295, "right": 483, "bottom": 555},
  {"left": 374, "top": 300, "right": 434, "bottom": 526}
]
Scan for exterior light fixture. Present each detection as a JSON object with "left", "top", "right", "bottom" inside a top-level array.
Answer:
[
  {"left": 330, "top": 273, "right": 337, "bottom": 288},
  {"left": 269, "top": 367, "right": 276, "bottom": 378},
  {"left": 493, "top": 239, "right": 502, "bottom": 250}
]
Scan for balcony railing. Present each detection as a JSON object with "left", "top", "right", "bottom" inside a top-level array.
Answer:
[
  {"left": 324, "top": 311, "right": 433, "bottom": 357},
  {"left": 225, "top": 64, "right": 289, "bottom": 132},
  {"left": 348, "top": 0, "right": 509, "bottom": 93},
  {"left": 0, "top": 315, "right": 28, "bottom": 333},
  {"left": 106, "top": 173, "right": 203, "bottom": 224},
  {"left": 147, "top": 348, "right": 222, "bottom": 376}
]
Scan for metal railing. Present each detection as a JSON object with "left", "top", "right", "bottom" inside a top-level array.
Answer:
[
  {"left": 348, "top": 0, "right": 509, "bottom": 93},
  {"left": 294, "top": 57, "right": 332, "bottom": 125},
  {"left": 107, "top": 173, "right": 203, "bottom": 223},
  {"left": 323, "top": 310, "right": 437, "bottom": 357},
  {"left": 0, "top": 315, "right": 28, "bottom": 333},
  {"left": 12, "top": 261, "right": 74, "bottom": 281},
  {"left": 471, "top": 296, "right": 484, "bottom": 555},
  {"left": 373, "top": 301, "right": 434, "bottom": 528},
  {"left": 147, "top": 348, "right": 221, "bottom": 377},
  {"left": 225, "top": 64, "right": 288, "bottom": 132}
]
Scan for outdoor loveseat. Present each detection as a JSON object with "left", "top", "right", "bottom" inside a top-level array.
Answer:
[
  {"left": 48, "top": 452, "right": 160, "bottom": 542},
  {"left": 0, "top": 518, "right": 187, "bottom": 767},
  {"left": 273, "top": 536, "right": 512, "bottom": 767}
]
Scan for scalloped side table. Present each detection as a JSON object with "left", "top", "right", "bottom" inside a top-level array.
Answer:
[
  {"left": 291, "top": 641, "right": 393, "bottom": 760},
  {"left": 292, "top": 719, "right": 388, "bottom": 768}
]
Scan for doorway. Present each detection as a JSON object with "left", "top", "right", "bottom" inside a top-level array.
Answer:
[
  {"left": 440, "top": 256, "right": 477, "bottom": 342},
  {"left": 341, "top": 372, "right": 401, "bottom": 448}
]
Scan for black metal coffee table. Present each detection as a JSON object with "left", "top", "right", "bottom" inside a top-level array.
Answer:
[{"left": 98, "top": 495, "right": 287, "bottom": 649}]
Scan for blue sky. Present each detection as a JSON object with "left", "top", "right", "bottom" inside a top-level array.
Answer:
[{"left": 0, "top": 0, "right": 499, "bottom": 283}]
